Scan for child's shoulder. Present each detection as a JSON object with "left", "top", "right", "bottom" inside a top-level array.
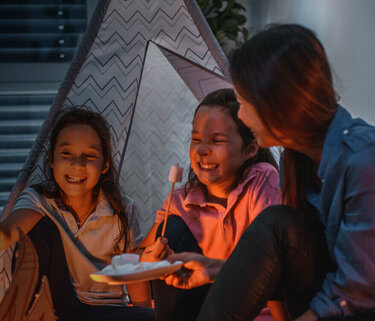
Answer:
[
  {"left": 13, "top": 185, "right": 54, "bottom": 215},
  {"left": 172, "top": 185, "right": 189, "bottom": 197},
  {"left": 241, "top": 162, "right": 280, "bottom": 191},
  {"left": 247, "top": 162, "right": 279, "bottom": 177},
  {"left": 20, "top": 185, "right": 46, "bottom": 201}
]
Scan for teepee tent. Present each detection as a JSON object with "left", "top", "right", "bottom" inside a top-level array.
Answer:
[{"left": 0, "top": 0, "right": 232, "bottom": 301}]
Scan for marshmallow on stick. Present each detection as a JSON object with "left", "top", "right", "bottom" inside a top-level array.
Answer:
[{"left": 161, "top": 164, "right": 184, "bottom": 237}]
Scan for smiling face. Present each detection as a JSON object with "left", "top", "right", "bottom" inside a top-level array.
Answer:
[
  {"left": 50, "top": 124, "right": 108, "bottom": 207},
  {"left": 189, "top": 105, "right": 253, "bottom": 198}
]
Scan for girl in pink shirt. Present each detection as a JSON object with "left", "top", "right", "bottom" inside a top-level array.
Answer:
[{"left": 141, "top": 88, "right": 281, "bottom": 321}]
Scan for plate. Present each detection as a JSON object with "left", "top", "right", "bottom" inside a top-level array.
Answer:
[{"left": 90, "top": 261, "right": 183, "bottom": 284}]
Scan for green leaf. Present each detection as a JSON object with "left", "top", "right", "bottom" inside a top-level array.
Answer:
[
  {"left": 197, "top": 0, "right": 249, "bottom": 55},
  {"left": 236, "top": 14, "right": 247, "bottom": 24},
  {"left": 222, "top": 18, "right": 239, "bottom": 33},
  {"left": 233, "top": 3, "right": 246, "bottom": 11}
]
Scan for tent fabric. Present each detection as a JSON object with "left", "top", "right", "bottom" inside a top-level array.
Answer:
[{"left": 0, "top": 0, "right": 231, "bottom": 301}]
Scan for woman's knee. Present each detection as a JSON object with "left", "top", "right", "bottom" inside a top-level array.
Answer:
[
  {"left": 241, "top": 204, "right": 320, "bottom": 257},
  {"left": 156, "top": 216, "right": 201, "bottom": 253},
  {"left": 246, "top": 205, "right": 300, "bottom": 235}
]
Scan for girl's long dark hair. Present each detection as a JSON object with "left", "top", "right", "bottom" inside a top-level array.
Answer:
[
  {"left": 33, "top": 107, "right": 129, "bottom": 253},
  {"left": 185, "top": 88, "right": 278, "bottom": 194},
  {"left": 230, "top": 24, "right": 338, "bottom": 211}
]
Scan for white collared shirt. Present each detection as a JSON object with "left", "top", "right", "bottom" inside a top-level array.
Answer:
[{"left": 13, "top": 187, "right": 143, "bottom": 306}]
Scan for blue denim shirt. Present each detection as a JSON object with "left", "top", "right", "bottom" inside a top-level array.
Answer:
[{"left": 306, "top": 106, "right": 375, "bottom": 318}]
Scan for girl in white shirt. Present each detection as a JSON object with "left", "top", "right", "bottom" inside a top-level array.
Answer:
[{"left": 0, "top": 107, "right": 154, "bottom": 321}]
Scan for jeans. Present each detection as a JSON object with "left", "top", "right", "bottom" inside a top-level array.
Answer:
[
  {"left": 27, "top": 216, "right": 154, "bottom": 321},
  {"left": 152, "top": 215, "right": 211, "bottom": 321}
]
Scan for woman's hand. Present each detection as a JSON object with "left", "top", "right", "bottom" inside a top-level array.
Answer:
[
  {"left": 139, "top": 237, "right": 173, "bottom": 262},
  {"left": 294, "top": 309, "right": 318, "bottom": 321},
  {"left": 163, "top": 252, "right": 224, "bottom": 289}
]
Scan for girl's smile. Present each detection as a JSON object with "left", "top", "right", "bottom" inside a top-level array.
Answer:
[
  {"left": 190, "top": 105, "right": 254, "bottom": 199},
  {"left": 65, "top": 175, "right": 87, "bottom": 183},
  {"left": 50, "top": 124, "right": 108, "bottom": 207},
  {"left": 199, "top": 163, "right": 217, "bottom": 170}
]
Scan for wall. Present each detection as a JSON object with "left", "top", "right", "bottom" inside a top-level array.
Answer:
[{"left": 240, "top": 0, "right": 375, "bottom": 124}]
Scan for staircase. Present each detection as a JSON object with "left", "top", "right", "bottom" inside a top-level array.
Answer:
[
  {"left": 0, "top": 92, "right": 55, "bottom": 215},
  {"left": 0, "top": 0, "right": 88, "bottom": 216},
  {"left": 0, "top": 0, "right": 87, "bottom": 63}
]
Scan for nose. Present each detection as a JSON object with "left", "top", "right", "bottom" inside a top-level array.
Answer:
[
  {"left": 197, "top": 142, "right": 210, "bottom": 156},
  {"left": 71, "top": 155, "right": 86, "bottom": 168}
]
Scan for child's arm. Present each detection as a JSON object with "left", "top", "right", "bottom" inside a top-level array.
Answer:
[
  {"left": 127, "top": 236, "right": 172, "bottom": 306},
  {"left": 126, "top": 281, "right": 152, "bottom": 308},
  {"left": 126, "top": 244, "right": 153, "bottom": 308},
  {"left": 0, "top": 209, "right": 43, "bottom": 250},
  {"left": 137, "top": 222, "right": 173, "bottom": 262},
  {"left": 138, "top": 222, "right": 160, "bottom": 248}
]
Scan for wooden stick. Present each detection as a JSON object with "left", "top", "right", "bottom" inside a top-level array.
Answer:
[{"left": 160, "top": 181, "right": 175, "bottom": 238}]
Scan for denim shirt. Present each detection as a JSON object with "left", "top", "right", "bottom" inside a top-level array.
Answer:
[{"left": 306, "top": 106, "right": 375, "bottom": 318}]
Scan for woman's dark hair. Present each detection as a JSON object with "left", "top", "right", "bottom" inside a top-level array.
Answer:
[
  {"left": 185, "top": 88, "right": 278, "bottom": 194},
  {"left": 230, "top": 24, "right": 338, "bottom": 211},
  {"left": 34, "top": 107, "right": 129, "bottom": 253}
]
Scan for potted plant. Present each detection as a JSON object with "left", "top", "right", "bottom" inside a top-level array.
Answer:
[{"left": 197, "top": 0, "right": 249, "bottom": 57}]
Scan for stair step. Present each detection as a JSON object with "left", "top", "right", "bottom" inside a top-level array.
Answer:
[
  {"left": 0, "top": 134, "right": 38, "bottom": 149},
  {"left": 0, "top": 119, "right": 43, "bottom": 135},
  {"left": 0, "top": 191, "right": 11, "bottom": 208},
  {"left": 0, "top": 19, "right": 87, "bottom": 34},
  {"left": 0, "top": 178, "right": 17, "bottom": 192},
  {"left": 0, "top": 0, "right": 86, "bottom": 4},
  {"left": 0, "top": 48, "right": 75, "bottom": 62},
  {"left": 0, "top": 148, "right": 29, "bottom": 163},
  {"left": 0, "top": 163, "right": 23, "bottom": 177},
  {"left": 0, "top": 191, "right": 10, "bottom": 201},
  {"left": 0, "top": 33, "right": 79, "bottom": 48},
  {"left": 0, "top": 5, "right": 86, "bottom": 20},
  {"left": 0, "top": 94, "right": 55, "bottom": 106},
  {"left": 0, "top": 105, "right": 50, "bottom": 120}
]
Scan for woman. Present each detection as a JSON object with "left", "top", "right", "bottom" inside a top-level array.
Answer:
[{"left": 164, "top": 24, "right": 375, "bottom": 321}]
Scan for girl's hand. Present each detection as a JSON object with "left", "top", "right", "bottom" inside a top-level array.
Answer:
[
  {"left": 163, "top": 252, "right": 224, "bottom": 289},
  {"left": 139, "top": 237, "right": 173, "bottom": 262}
]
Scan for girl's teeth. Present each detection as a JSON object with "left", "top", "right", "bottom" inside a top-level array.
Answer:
[
  {"left": 66, "top": 176, "right": 85, "bottom": 183},
  {"left": 200, "top": 164, "right": 216, "bottom": 170}
]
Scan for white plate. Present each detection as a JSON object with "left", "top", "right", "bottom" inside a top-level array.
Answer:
[{"left": 90, "top": 261, "right": 183, "bottom": 284}]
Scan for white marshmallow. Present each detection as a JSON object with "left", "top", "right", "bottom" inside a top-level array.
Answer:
[{"left": 168, "top": 164, "right": 183, "bottom": 182}]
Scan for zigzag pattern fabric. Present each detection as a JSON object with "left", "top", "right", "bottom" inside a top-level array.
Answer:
[{"left": 0, "top": 0, "right": 231, "bottom": 301}]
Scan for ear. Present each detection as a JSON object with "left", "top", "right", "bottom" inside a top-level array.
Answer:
[
  {"left": 244, "top": 139, "right": 259, "bottom": 160},
  {"left": 101, "top": 162, "right": 109, "bottom": 174}
]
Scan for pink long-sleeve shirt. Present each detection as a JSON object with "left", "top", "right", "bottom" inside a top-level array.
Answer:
[{"left": 155, "top": 162, "right": 281, "bottom": 260}]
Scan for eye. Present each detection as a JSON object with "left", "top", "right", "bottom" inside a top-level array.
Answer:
[
  {"left": 213, "top": 139, "right": 227, "bottom": 144},
  {"left": 191, "top": 137, "right": 201, "bottom": 143},
  {"left": 60, "top": 151, "right": 72, "bottom": 157},
  {"left": 85, "top": 154, "right": 98, "bottom": 160}
]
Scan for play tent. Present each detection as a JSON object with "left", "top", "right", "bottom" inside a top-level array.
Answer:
[{"left": 0, "top": 0, "right": 232, "bottom": 302}]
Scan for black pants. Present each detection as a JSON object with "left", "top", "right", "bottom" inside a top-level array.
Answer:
[
  {"left": 152, "top": 215, "right": 211, "bottom": 321},
  {"left": 196, "top": 205, "right": 375, "bottom": 321},
  {"left": 27, "top": 216, "right": 154, "bottom": 321}
]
